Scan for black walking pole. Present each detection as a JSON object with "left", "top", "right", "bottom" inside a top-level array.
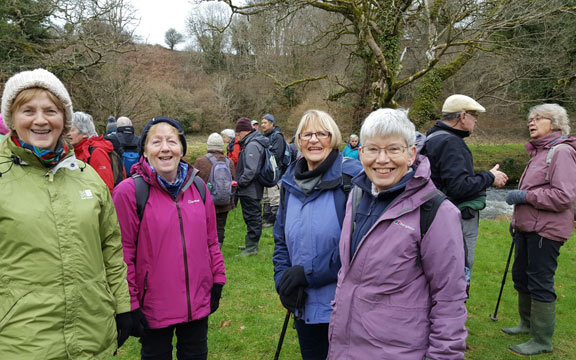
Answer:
[
  {"left": 490, "top": 237, "right": 515, "bottom": 321},
  {"left": 274, "top": 310, "right": 291, "bottom": 360}
]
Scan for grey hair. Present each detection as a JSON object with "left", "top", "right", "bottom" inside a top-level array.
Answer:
[
  {"left": 349, "top": 134, "right": 359, "bottom": 140},
  {"left": 528, "top": 103, "right": 570, "bottom": 135},
  {"left": 221, "top": 128, "right": 235, "bottom": 139},
  {"left": 360, "top": 108, "right": 416, "bottom": 151},
  {"left": 295, "top": 109, "right": 342, "bottom": 152},
  {"left": 72, "top": 111, "right": 97, "bottom": 137},
  {"left": 441, "top": 112, "right": 461, "bottom": 122}
]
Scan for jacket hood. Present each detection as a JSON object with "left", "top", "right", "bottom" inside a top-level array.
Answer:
[
  {"left": 117, "top": 126, "right": 135, "bottom": 134},
  {"left": 241, "top": 130, "right": 269, "bottom": 148},
  {"left": 428, "top": 120, "right": 470, "bottom": 139},
  {"left": 525, "top": 131, "right": 569, "bottom": 154},
  {"left": 74, "top": 135, "right": 114, "bottom": 154}
]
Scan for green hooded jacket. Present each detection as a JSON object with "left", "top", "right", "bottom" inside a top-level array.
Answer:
[{"left": 0, "top": 138, "right": 131, "bottom": 359}]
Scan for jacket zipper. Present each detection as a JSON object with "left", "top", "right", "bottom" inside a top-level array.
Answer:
[{"left": 176, "top": 201, "right": 193, "bottom": 321}]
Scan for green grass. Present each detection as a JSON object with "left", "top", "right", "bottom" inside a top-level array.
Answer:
[{"left": 113, "top": 213, "right": 576, "bottom": 359}]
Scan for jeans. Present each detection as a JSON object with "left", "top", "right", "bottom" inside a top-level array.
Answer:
[
  {"left": 294, "top": 319, "right": 329, "bottom": 360},
  {"left": 140, "top": 317, "right": 208, "bottom": 360},
  {"left": 512, "top": 231, "right": 563, "bottom": 303}
]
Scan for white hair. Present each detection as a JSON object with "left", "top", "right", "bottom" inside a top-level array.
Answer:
[
  {"left": 360, "top": 108, "right": 416, "bottom": 149},
  {"left": 72, "top": 111, "right": 97, "bottom": 137},
  {"left": 117, "top": 116, "right": 132, "bottom": 127}
]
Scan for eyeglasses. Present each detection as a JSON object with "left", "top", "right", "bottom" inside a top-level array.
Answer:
[
  {"left": 362, "top": 145, "right": 407, "bottom": 158},
  {"left": 527, "top": 116, "right": 551, "bottom": 125},
  {"left": 465, "top": 111, "right": 478, "bottom": 120},
  {"left": 299, "top": 131, "right": 331, "bottom": 141}
]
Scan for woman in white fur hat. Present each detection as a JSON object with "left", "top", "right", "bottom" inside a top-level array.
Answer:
[{"left": 0, "top": 68, "right": 133, "bottom": 358}]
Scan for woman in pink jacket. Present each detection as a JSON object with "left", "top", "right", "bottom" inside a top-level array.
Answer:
[
  {"left": 113, "top": 117, "right": 226, "bottom": 360},
  {"left": 503, "top": 104, "right": 576, "bottom": 356}
]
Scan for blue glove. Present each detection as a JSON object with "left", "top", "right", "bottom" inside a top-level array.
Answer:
[{"left": 506, "top": 190, "right": 527, "bottom": 205}]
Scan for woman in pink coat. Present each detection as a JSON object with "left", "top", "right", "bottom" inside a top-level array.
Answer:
[{"left": 113, "top": 117, "right": 226, "bottom": 359}]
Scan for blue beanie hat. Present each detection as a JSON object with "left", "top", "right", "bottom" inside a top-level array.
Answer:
[
  {"left": 263, "top": 114, "right": 275, "bottom": 122},
  {"left": 140, "top": 117, "right": 187, "bottom": 156}
]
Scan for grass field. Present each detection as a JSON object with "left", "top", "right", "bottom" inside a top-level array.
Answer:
[{"left": 112, "top": 206, "right": 576, "bottom": 359}]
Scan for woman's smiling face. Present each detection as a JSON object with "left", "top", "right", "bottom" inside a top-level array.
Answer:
[
  {"left": 144, "top": 123, "right": 183, "bottom": 183},
  {"left": 360, "top": 134, "right": 416, "bottom": 192}
]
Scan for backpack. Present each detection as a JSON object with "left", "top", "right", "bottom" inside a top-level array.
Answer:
[
  {"left": 349, "top": 187, "right": 447, "bottom": 263},
  {"left": 108, "top": 133, "right": 140, "bottom": 175},
  {"left": 133, "top": 171, "right": 206, "bottom": 221},
  {"left": 258, "top": 146, "right": 281, "bottom": 187},
  {"left": 88, "top": 145, "right": 125, "bottom": 186},
  {"left": 544, "top": 139, "right": 576, "bottom": 219},
  {"left": 205, "top": 153, "right": 234, "bottom": 206},
  {"left": 269, "top": 131, "right": 292, "bottom": 173}
]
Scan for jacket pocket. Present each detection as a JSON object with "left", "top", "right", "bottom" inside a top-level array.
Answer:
[
  {"left": 0, "top": 289, "right": 33, "bottom": 332},
  {"left": 360, "top": 302, "right": 429, "bottom": 350}
]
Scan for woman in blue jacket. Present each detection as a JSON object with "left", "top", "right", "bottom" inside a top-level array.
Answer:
[
  {"left": 273, "top": 110, "right": 361, "bottom": 359},
  {"left": 342, "top": 134, "right": 360, "bottom": 160}
]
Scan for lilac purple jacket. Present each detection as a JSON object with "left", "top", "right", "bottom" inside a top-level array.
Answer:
[
  {"left": 327, "top": 155, "right": 467, "bottom": 360},
  {"left": 512, "top": 131, "right": 576, "bottom": 242},
  {"left": 112, "top": 159, "right": 226, "bottom": 329}
]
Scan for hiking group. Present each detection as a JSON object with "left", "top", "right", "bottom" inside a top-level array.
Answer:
[{"left": 0, "top": 67, "right": 574, "bottom": 360}]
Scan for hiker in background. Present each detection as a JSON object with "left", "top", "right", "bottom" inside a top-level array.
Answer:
[
  {"left": 342, "top": 133, "right": 360, "bottom": 160},
  {"left": 0, "top": 68, "right": 132, "bottom": 358},
  {"left": 222, "top": 128, "right": 240, "bottom": 166},
  {"left": 273, "top": 110, "right": 361, "bottom": 359},
  {"left": 113, "top": 117, "right": 226, "bottom": 360},
  {"left": 502, "top": 104, "right": 576, "bottom": 356},
  {"left": 105, "top": 116, "right": 141, "bottom": 175},
  {"left": 422, "top": 94, "right": 508, "bottom": 289},
  {"left": 260, "top": 113, "right": 286, "bottom": 228},
  {"left": 327, "top": 108, "right": 467, "bottom": 360},
  {"left": 235, "top": 117, "right": 269, "bottom": 256},
  {"left": 68, "top": 111, "right": 118, "bottom": 193},
  {"left": 106, "top": 115, "right": 117, "bottom": 135},
  {"left": 251, "top": 119, "right": 259, "bottom": 131},
  {"left": 194, "top": 133, "right": 236, "bottom": 248}
]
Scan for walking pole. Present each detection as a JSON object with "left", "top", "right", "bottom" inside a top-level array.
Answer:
[
  {"left": 490, "top": 237, "right": 515, "bottom": 321},
  {"left": 274, "top": 310, "right": 291, "bottom": 360}
]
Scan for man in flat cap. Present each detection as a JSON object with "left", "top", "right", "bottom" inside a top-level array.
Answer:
[{"left": 423, "top": 94, "right": 508, "bottom": 291}]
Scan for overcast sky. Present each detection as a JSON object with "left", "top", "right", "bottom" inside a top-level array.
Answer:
[{"left": 130, "top": 0, "right": 193, "bottom": 50}]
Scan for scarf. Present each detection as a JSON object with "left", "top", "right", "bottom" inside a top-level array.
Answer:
[
  {"left": 12, "top": 135, "right": 68, "bottom": 167},
  {"left": 155, "top": 162, "right": 189, "bottom": 199},
  {"left": 294, "top": 149, "right": 339, "bottom": 194}
]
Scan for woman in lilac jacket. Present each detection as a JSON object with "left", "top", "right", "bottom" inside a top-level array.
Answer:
[
  {"left": 503, "top": 104, "right": 576, "bottom": 356},
  {"left": 327, "top": 108, "right": 467, "bottom": 360},
  {"left": 113, "top": 117, "right": 226, "bottom": 359}
]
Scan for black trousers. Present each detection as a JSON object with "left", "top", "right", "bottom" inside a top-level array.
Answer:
[
  {"left": 140, "top": 317, "right": 208, "bottom": 360},
  {"left": 215, "top": 211, "right": 228, "bottom": 245},
  {"left": 512, "top": 231, "right": 563, "bottom": 303},
  {"left": 294, "top": 319, "right": 329, "bottom": 360},
  {"left": 238, "top": 196, "right": 262, "bottom": 246}
]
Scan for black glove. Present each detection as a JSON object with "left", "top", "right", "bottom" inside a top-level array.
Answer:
[
  {"left": 506, "top": 190, "right": 527, "bottom": 205},
  {"left": 279, "top": 286, "right": 307, "bottom": 313},
  {"left": 278, "top": 265, "right": 308, "bottom": 296},
  {"left": 131, "top": 308, "right": 149, "bottom": 337},
  {"left": 115, "top": 312, "right": 133, "bottom": 348},
  {"left": 210, "top": 283, "right": 224, "bottom": 314}
]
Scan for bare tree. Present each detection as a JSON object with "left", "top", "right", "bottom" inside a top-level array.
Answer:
[{"left": 165, "top": 28, "right": 185, "bottom": 50}]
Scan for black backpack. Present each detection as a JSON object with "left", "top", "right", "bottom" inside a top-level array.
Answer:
[
  {"left": 133, "top": 172, "right": 206, "bottom": 221},
  {"left": 88, "top": 145, "right": 125, "bottom": 186},
  {"left": 257, "top": 146, "right": 281, "bottom": 187}
]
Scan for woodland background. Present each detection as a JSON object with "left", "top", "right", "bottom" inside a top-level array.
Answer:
[{"left": 2, "top": 0, "right": 576, "bottom": 140}]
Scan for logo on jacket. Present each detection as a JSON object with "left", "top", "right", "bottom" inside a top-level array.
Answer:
[
  {"left": 188, "top": 199, "right": 200, "bottom": 204},
  {"left": 79, "top": 189, "right": 93, "bottom": 200},
  {"left": 393, "top": 219, "right": 414, "bottom": 231}
]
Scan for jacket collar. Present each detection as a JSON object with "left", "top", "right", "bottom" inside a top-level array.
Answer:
[
  {"left": 429, "top": 120, "right": 470, "bottom": 138},
  {"left": 526, "top": 131, "right": 565, "bottom": 153},
  {"left": 282, "top": 151, "right": 344, "bottom": 194}
]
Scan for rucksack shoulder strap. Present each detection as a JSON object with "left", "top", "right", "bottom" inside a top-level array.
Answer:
[
  {"left": 420, "top": 191, "right": 447, "bottom": 238},
  {"left": 193, "top": 173, "right": 206, "bottom": 203},
  {"left": 132, "top": 174, "right": 150, "bottom": 222},
  {"left": 349, "top": 186, "right": 363, "bottom": 236},
  {"left": 425, "top": 129, "right": 454, "bottom": 142}
]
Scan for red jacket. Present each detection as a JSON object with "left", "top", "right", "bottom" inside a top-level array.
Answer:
[
  {"left": 73, "top": 136, "right": 115, "bottom": 193},
  {"left": 227, "top": 137, "right": 241, "bottom": 167}
]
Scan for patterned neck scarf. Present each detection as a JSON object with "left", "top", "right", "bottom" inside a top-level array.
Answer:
[
  {"left": 156, "top": 162, "right": 189, "bottom": 199},
  {"left": 12, "top": 136, "right": 68, "bottom": 167}
]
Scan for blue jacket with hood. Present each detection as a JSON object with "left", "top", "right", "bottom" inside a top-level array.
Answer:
[{"left": 272, "top": 153, "right": 361, "bottom": 324}]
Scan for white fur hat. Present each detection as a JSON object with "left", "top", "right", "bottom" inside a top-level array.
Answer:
[
  {"left": 207, "top": 132, "right": 224, "bottom": 151},
  {"left": 1, "top": 68, "right": 74, "bottom": 134},
  {"left": 442, "top": 94, "right": 486, "bottom": 113}
]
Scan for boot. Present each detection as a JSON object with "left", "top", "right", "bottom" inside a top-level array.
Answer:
[
  {"left": 236, "top": 240, "right": 258, "bottom": 257},
  {"left": 509, "top": 300, "right": 554, "bottom": 355},
  {"left": 502, "top": 292, "right": 531, "bottom": 335}
]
